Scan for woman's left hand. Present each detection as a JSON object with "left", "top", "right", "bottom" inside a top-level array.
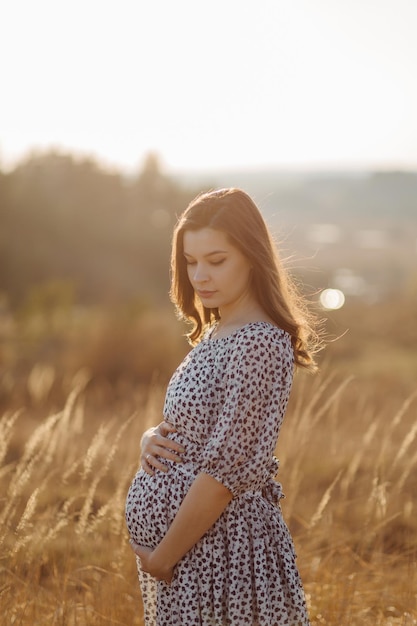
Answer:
[{"left": 129, "top": 539, "right": 174, "bottom": 583}]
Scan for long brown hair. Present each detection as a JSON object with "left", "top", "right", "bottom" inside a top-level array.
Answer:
[{"left": 170, "top": 188, "right": 320, "bottom": 370}]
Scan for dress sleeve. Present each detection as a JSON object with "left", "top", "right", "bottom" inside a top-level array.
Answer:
[{"left": 198, "top": 327, "right": 294, "bottom": 497}]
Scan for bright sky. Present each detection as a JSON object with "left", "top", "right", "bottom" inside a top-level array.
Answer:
[{"left": 1, "top": 0, "right": 417, "bottom": 173}]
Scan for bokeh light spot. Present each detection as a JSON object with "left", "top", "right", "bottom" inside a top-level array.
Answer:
[{"left": 320, "top": 288, "right": 346, "bottom": 310}]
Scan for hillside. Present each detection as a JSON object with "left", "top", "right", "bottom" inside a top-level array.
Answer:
[{"left": 174, "top": 168, "right": 417, "bottom": 300}]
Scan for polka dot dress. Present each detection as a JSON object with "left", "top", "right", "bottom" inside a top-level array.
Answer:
[{"left": 125, "top": 322, "right": 311, "bottom": 625}]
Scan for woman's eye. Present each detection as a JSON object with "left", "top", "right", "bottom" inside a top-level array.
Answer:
[
  {"left": 185, "top": 259, "right": 196, "bottom": 265},
  {"left": 210, "top": 259, "right": 225, "bottom": 266}
]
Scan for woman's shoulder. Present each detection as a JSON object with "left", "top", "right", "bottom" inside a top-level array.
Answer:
[
  {"left": 217, "top": 321, "right": 291, "bottom": 351},
  {"left": 232, "top": 320, "right": 286, "bottom": 337},
  {"left": 227, "top": 323, "right": 294, "bottom": 376}
]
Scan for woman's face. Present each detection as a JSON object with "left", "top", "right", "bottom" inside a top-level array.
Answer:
[{"left": 183, "top": 227, "right": 253, "bottom": 315}]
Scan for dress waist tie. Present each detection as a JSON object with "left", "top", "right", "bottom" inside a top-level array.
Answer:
[{"left": 262, "top": 478, "right": 285, "bottom": 505}]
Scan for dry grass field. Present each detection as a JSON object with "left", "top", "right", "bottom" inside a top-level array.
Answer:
[{"left": 1, "top": 300, "right": 416, "bottom": 625}]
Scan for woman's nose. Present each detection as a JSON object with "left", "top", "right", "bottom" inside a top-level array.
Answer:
[{"left": 192, "top": 264, "right": 209, "bottom": 282}]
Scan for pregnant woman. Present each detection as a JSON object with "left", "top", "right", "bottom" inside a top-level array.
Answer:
[{"left": 125, "top": 188, "right": 320, "bottom": 625}]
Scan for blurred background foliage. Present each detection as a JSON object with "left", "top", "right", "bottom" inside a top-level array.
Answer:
[
  {"left": 0, "top": 151, "right": 192, "bottom": 305},
  {"left": 0, "top": 150, "right": 416, "bottom": 412}
]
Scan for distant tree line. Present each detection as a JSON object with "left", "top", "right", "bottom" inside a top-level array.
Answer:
[
  {"left": 0, "top": 151, "right": 197, "bottom": 308},
  {"left": 1, "top": 151, "right": 416, "bottom": 311}
]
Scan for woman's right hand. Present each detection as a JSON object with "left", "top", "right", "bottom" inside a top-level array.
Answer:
[{"left": 141, "top": 421, "right": 185, "bottom": 476}]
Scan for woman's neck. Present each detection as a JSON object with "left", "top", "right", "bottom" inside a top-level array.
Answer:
[{"left": 215, "top": 301, "right": 273, "bottom": 339}]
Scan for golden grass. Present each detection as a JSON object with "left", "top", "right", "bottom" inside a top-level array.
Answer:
[{"left": 1, "top": 369, "right": 416, "bottom": 624}]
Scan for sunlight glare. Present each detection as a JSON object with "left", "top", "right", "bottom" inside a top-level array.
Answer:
[{"left": 1, "top": 1, "right": 417, "bottom": 171}]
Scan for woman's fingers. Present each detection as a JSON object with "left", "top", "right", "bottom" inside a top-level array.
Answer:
[
  {"left": 154, "top": 435, "right": 185, "bottom": 457},
  {"left": 144, "top": 427, "right": 185, "bottom": 458},
  {"left": 144, "top": 453, "right": 169, "bottom": 474},
  {"left": 157, "top": 421, "right": 177, "bottom": 437},
  {"left": 142, "top": 455, "right": 156, "bottom": 476},
  {"left": 142, "top": 445, "right": 184, "bottom": 473},
  {"left": 141, "top": 421, "right": 185, "bottom": 474},
  {"left": 129, "top": 540, "right": 173, "bottom": 583}
]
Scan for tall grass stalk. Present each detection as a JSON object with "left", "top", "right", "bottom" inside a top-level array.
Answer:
[{"left": 1, "top": 374, "right": 416, "bottom": 625}]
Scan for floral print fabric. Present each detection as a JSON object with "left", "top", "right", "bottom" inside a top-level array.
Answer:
[{"left": 125, "top": 322, "right": 310, "bottom": 625}]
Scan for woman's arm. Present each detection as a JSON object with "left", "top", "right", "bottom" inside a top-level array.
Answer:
[
  {"left": 131, "top": 472, "right": 233, "bottom": 581},
  {"left": 141, "top": 421, "right": 185, "bottom": 475}
]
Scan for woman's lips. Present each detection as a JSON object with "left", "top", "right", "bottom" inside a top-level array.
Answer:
[{"left": 197, "top": 290, "right": 216, "bottom": 298}]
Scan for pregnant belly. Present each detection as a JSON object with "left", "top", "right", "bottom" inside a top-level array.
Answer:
[{"left": 125, "top": 460, "right": 196, "bottom": 548}]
